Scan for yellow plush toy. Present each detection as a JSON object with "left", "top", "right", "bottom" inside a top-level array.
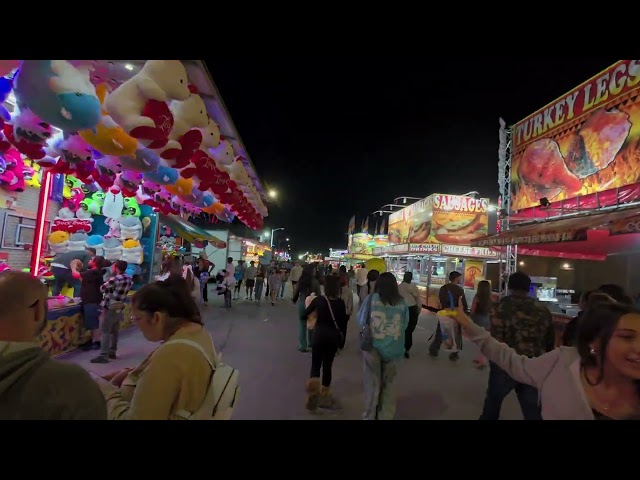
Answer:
[
  {"left": 164, "top": 177, "right": 193, "bottom": 196},
  {"left": 122, "top": 239, "right": 144, "bottom": 265},
  {"left": 78, "top": 83, "right": 139, "bottom": 157},
  {"left": 48, "top": 231, "right": 70, "bottom": 255},
  {"left": 25, "top": 161, "right": 41, "bottom": 189}
]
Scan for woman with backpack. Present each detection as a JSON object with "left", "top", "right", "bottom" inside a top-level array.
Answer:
[
  {"left": 293, "top": 264, "right": 322, "bottom": 352},
  {"left": 302, "top": 275, "right": 347, "bottom": 411},
  {"left": 90, "top": 275, "right": 220, "bottom": 420}
]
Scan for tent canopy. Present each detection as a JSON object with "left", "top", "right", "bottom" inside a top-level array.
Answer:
[
  {"left": 160, "top": 214, "right": 227, "bottom": 248},
  {"left": 472, "top": 206, "right": 640, "bottom": 261}
]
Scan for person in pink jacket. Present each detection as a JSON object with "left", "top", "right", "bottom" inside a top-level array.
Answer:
[{"left": 453, "top": 294, "right": 640, "bottom": 420}]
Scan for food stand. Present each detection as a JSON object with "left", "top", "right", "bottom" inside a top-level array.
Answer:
[
  {"left": 484, "top": 59, "right": 640, "bottom": 344},
  {"left": 0, "top": 60, "right": 267, "bottom": 356},
  {"left": 375, "top": 193, "right": 499, "bottom": 308}
]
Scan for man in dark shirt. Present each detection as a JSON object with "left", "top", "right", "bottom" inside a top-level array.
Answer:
[
  {"left": 479, "top": 271, "right": 554, "bottom": 420},
  {"left": 429, "top": 271, "right": 468, "bottom": 361},
  {"left": 50, "top": 248, "right": 95, "bottom": 296}
]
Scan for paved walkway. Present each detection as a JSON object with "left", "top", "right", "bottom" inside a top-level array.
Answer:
[{"left": 60, "top": 287, "right": 524, "bottom": 420}]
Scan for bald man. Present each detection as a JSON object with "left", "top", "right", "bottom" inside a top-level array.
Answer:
[{"left": 0, "top": 272, "right": 107, "bottom": 420}]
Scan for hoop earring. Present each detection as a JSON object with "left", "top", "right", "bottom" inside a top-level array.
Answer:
[{"left": 590, "top": 347, "right": 597, "bottom": 355}]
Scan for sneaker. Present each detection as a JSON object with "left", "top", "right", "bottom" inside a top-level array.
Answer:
[
  {"left": 404, "top": 351, "right": 410, "bottom": 359},
  {"left": 108, "top": 354, "right": 117, "bottom": 360},
  {"left": 271, "top": 302, "right": 275, "bottom": 306},
  {"left": 449, "top": 352, "right": 459, "bottom": 361},
  {"left": 90, "top": 356, "right": 109, "bottom": 364}
]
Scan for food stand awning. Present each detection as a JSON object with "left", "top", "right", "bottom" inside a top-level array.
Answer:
[
  {"left": 472, "top": 206, "right": 640, "bottom": 261},
  {"left": 160, "top": 214, "right": 227, "bottom": 248}
]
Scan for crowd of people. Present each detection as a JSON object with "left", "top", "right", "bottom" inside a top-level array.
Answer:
[{"left": 0, "top": 253, "right": 638, "bottom": 420}]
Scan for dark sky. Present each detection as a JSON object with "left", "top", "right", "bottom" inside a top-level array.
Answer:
[{"left": 206, "top": 57, "right": 619, "bottom": 256}]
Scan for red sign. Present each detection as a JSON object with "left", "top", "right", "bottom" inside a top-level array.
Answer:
[{"left": 511, "top": 60, "right": 640, "bottom": 211}]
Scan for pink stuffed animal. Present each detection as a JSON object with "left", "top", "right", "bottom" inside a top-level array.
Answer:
[
  {"left": 0, "top": 149, "right": 25, "bottom": 192},
  {"left": 94, "top": 155, "right": 123, "bottom": 190}
]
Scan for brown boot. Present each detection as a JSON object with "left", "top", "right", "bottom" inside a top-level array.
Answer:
[
  {"left": 305, "top": 377, "right": 321, "bottom": 411},
  {"left": 318, "top": 386, "right": 341, "bottom": 409}
]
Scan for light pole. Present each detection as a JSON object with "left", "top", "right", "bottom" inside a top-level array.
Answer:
[{"left": 270, "top": 227, "right": 284, "bottom": 249}]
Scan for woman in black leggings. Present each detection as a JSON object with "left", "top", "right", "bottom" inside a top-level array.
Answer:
[{"left": 302, "top": 274, "right": 347, "bottom": 412}]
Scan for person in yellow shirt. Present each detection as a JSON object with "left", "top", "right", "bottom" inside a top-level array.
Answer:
[{"left": 90, "top": 275, "right": 217, "bottom": 420}]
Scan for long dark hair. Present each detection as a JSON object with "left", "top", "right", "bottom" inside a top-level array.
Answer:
[
  {"left": 376, "top": 272, "right": 402, "bottom": 306},
  {"left": 296, "top": 264, "right": 317, "bottom": 297},
  {"left": 324, "top": 274, "right": 340, "bottom": 299},
  {"left": 133, "top": 274, "right": 202, "bottom": 335},
  {"left": 475, "top": 280, "right": 492, "bottom": 315},
  {"left": 366, "top": 269, "right": 380, "bottom": 295},
  {"left": 577, "top": 300, "right": 640, "bottom": 397},
  {"left": 596, "top": 284, "right": 634, "bottom": 305}
]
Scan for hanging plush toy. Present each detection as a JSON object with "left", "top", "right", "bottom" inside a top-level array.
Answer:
[
  {"left": 23, "top": 159, "right": 39, "bottom": 188},
  {"left": 103, "top": 186, "right": 124, "bottom": 220},
  {"left": 142, "top": 165, "right": 179, "bottom": 186},
  {"left": 0, "top": 77, "right": 13, "bottom": 129},
  {"left": 209, "top": 137, "right": 235, "bottom": 167},
  {"left": 94, "top": 155, "right": 123, "bottom": 189},
  {"left": 157, "top": 85, "right": 208, "bottom": 164},
  {"left": 79, "top": 191, "right": 105, "bottom": 215},
  {"left": 119, "top": 147, "right": 159, "bottom": 173},
  {"left": 136, "top": 180, "right": 161, "bottom": 206},
  {"left": 3, "top": 108, "right": 53, "bottom": 160},
  {"left": 78, "top": 83, "right": 139, "bottom": 157},
  {"left": 116, "top": 170, "right": 143, "bottom": 198},
  {"left": 103, "top": 60, "right": 191, "bottom": 145},
  {"left": 49, "top": 134, "right": 95, "bottom": 179},
  {"left": 122, "top": 197, "right": 141, "bottom": 217},
  {"left": 0, "top": 149, "right": 25, "bottom": 192},
  {"left": 13, "top": 60, "right": 102, "bottom": 132},
  {"left": 0, "top": 60, "right": 20, "bottom": 78}
]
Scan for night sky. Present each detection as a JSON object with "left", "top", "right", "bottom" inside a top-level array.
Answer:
[{"left": 206, "top": 57, "right": 619, "bottom": 256}]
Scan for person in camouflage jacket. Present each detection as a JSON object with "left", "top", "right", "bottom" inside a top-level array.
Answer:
[{"left": 479, "top": 271, "right": 554, "bottom": 420}]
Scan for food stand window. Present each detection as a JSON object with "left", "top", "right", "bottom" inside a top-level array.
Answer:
[{"left": 1, "top": 212, "right": 50, "bottom": 250}]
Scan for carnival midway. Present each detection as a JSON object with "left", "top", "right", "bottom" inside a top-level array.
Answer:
[{"left": 0, "top": 59, "right": 638, "bottom": 421}]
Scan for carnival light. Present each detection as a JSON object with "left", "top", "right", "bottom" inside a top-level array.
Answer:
[{"left": 30, "top": 170, "right": 52, "bottom": 277}]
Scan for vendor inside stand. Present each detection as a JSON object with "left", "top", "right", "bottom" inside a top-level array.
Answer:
[{"left": 50, "top": 248, "right": 96, "bottom": 297}]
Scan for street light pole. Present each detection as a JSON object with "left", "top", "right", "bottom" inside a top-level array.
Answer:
[{"left": 270, "top": 227, "right": 284, "bottom": 249}]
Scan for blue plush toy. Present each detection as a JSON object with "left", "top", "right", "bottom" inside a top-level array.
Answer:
[
  {"left": 142, "top": 165, "right": 179, "bottom": 185},
  {"left": 0, "top": 77, "right": 12, "bottom": 123},
  {"left": 13, "top": 60, "right": 101, "bottom": 132}
]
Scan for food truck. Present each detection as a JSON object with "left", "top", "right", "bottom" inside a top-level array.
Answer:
[
  {"left": 374, "top": 193, "right": 499, "bottom": 309},
  {"left": 474, "top": 59, "right": 640, "bottom": 344}
]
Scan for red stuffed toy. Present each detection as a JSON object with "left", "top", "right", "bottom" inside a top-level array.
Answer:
[
  {"left": 129, "top": 100, "right": 174, "bottom": 149},
  {"left": 0, "top": 148, "right": 25, "bottom": 192},
  {"left": 180, "top": 150, "right": 224, "bottom": 192}
]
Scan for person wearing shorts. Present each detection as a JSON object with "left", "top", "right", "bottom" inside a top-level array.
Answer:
[{"left": 244, "top": 261, "right": 258, "bottom": 300}]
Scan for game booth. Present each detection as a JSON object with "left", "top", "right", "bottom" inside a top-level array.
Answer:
[
  {"left": 0, "top": 60, "right": 268, "bottom": 356},
  {"left": 478, "top": 59, "right": 640, "bottom": 345},
  {"left": 373, "top": 193, "right": 499, "bottom": 309}
]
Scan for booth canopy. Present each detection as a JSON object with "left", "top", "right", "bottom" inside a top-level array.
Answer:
[
  {"left": 472, "top": 206, "right": 640, "bottom": 261},
  {"left": 160, "top": 214, "right": 227, "bottom": 248}
]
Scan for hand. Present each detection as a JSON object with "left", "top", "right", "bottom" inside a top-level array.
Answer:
[
  {"left": 110, "top": 368, "right": 133, "bottom": 387},
  {"left": 454, "top": 297, "right": 474, "bottom": 330}
]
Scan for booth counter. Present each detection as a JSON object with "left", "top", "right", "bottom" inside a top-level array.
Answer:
[{"left": 39, "top": 294, "right": 135, "bottom": 357}]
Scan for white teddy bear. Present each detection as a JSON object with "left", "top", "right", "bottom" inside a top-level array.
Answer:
[
  {"left": 158, "top": 93, "right": 209, "bottom": 155},
  {"left": 198, "top": 117, "right": 221, "bottom": 150},
  {"left": 104, "top": 60, "right": 191, "bottom": 134},
  {"left": 209, "top": 138, "right": 235, "bottom": 167}
]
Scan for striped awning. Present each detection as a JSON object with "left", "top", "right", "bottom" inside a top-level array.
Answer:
[{"left": 160, "top": 214, "right": 226, "bottom": 248}]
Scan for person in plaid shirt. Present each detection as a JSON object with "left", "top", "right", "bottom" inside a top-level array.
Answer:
[{"left": 91, "top": 260, "right": 134, "bottom": 364}]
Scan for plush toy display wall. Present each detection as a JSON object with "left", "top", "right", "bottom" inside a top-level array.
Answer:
[{"left": 0, "top": 60, "right": 267, "bottom": 234}]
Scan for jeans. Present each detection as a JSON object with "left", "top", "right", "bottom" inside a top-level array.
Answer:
[
  {"left": 201, "top": 279, "right": 209, "bottom": 303},
  {"left": 297, "top": 298, "right": 309, "bottom": 350},
  {"left": 254, "top": 280, "right": 264, "bottom": 302},
  {"left": 224, "top": 289, "right": 232, "bottom": 308},
  {"left": 479, "top": 363, "right": 542, "bottom": 420},
  {"left": 429, "top": 321, "right": 463, "bottom": 355},
  {"left": 362, "top": 349, "right": 398, "bottom": 420},
  {"left": 279, "top": 282, "right": 286, "bottom": 298},
  {"left": 405, "top": 305, "right": 420, "bottom": 352},
  {"left": 51, "top": 266, "right": 81, "bottom": 296},
  {"left": 311, "top": 345, "right": 337, "bottom": 387},
  {"left": 99, "top": 307, "right": 123, "bottom": 357}
]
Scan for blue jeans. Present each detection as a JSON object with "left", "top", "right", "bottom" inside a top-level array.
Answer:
[
  {"left": 362, "top": 349, "right": 398, "bottom": 420},
  {"left": 254, "top": 280, "right": 264, "bottom": 301},
  {"left": 51, "top": 266, "right": 81, "bottom": 296},
  {"left": 297, "top": 298, "right": 310, "bottom": 350},
  {"left": 479, "top": 363, "right": 542, "bottom": 420}
]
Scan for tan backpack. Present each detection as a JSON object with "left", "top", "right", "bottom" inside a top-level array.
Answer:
[{"left": 164, "top": 338, "right": 239, "bottom": 420}]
